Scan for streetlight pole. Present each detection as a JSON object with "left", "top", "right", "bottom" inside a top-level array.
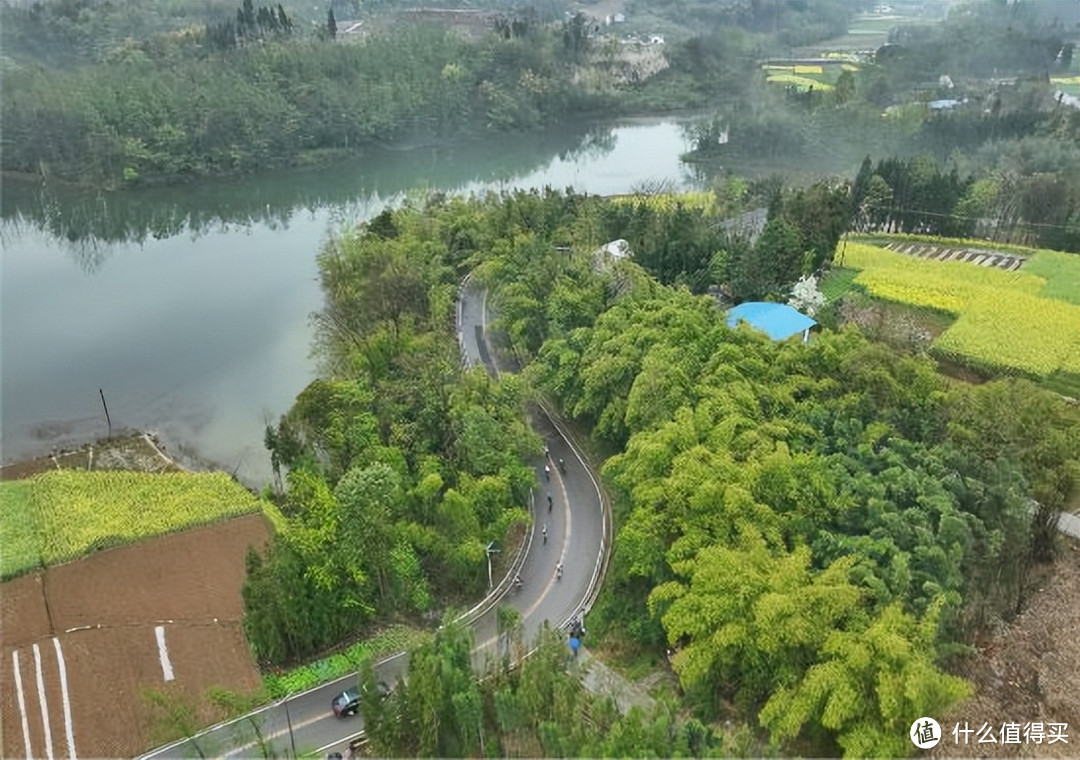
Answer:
[{"left": 486, "top": 541, "right": 500, "bottom": 590}]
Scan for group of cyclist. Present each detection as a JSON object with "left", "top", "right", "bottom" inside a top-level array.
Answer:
[{"left": 514, "top": 442, "right": 570, "bottom": 592}]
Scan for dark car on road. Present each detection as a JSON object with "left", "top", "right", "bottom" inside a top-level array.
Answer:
[
  {"left": 331, "top": 681, "right": 391, "bottom": 717},
  {"left": 331, "top": 688, "right": 361, "bottom": 717}
]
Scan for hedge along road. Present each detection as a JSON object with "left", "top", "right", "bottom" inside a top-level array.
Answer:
[{"left": 140, "top": 278, "right": 610, "bottom": 759}]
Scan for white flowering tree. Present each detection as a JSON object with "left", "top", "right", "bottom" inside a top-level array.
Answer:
[{"left": 788, "top": 274, "right": 826, "bottom": 317}]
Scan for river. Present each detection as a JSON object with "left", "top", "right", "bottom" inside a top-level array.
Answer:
[{"left": 1, "top": 118, "right": 704, "bottom": 486}]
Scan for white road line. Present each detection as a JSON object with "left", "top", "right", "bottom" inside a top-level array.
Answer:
[
  {"left": 52, "top": 638, "right": 77, "bottom": 760},
  {"left": 521, "top": 468, "right": 574, "bottom": 622},
  {"left": 13, "top": 650, "right": 33, "bottom": 759},
  {"left": 154, "top": 626, "right": 175, "bottom": 682},
  {"left": 222, "top": 706, "right": 342, "bottom": 758},
  {"left": 32, "top": 643, "right": 55, "bottom": 760},
  {"left": 315, "top": 731, "right": 366, "bottom": 755}
]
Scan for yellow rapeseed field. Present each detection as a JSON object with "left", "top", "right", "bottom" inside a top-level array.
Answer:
[
  {"left": 610, "top": 191, "right": 716, "bottom": 214},
  {"left": 0, "top": 470, "right": 267, "bottom": 577},
  {"left": 841, "top": 242, "right": 1080, "bottom": 377},
  {"left": 765, "top": 73, "right": 835, "bottom": 91}
]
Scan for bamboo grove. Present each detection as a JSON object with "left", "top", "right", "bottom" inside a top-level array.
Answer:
[{"left": 250, "top": 189, "right": 1080, "bottom": 756}]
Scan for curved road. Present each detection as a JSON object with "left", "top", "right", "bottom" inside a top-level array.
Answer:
[{"left": 142, "top": 280, "right": 607, "bottom": 759}]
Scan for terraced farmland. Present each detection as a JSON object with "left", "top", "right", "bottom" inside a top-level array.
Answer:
[{"left": 878, "top": 241, "right": 1026, "bottom": 272}]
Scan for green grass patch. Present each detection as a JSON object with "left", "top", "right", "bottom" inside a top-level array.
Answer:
[
  {"left": 0, "top": 480, "right": 42, "bottom": 576},
  {"left": 1020, "top": 250, "right": 1080, "bottom": 305},
  {"left": 0, "top": 470, "right": 266, "bottom": 579},
  {"left": 263, "top": 625, "right": 432, "bottom": 698},
  {"left": 1039, "top": 370, "right": 1080, "bottom": 400},
  {"left": 820, "top": 267, "right": 861, "bottom": 301}
]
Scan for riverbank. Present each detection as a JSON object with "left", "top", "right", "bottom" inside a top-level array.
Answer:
[{"left": 1, "top": 432, "right": 185, "bottom": 481}]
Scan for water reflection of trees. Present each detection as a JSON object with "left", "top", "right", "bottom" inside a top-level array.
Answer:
[{"left": 1, "top": 123, "right": 614, "bottom": 272}]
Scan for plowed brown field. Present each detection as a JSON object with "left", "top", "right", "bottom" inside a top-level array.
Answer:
[{"left": 1, "top": 513, "right": 270, "bottom": 758}]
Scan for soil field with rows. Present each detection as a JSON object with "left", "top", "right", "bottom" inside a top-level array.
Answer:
[{"left": 0, "top": 513, "right": 270, "bottom": 758}]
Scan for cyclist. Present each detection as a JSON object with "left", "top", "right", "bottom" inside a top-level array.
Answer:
[{"left": 556, "top": 562, "right": 563, "bottom": 580}]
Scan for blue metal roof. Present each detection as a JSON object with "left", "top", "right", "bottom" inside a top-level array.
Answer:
[{"left": 726, "top": 302, "right": 817, "bottom": 342}]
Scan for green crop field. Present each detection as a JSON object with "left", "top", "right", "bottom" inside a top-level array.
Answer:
[
  {"left": 0, "top": 470, "right": 266, "bottom": 579},
  {"left": 820, "top": 267, "right": 861, "bottom": 301},
  {"left": 0, "top": 481, "right": 39, "bottom": 579},
  {"left": 841, "top": 241, "right": 1080, "bottom": 378},
  {"left": 1020, "top": 250, "right": 1080, "bottom": 305}
]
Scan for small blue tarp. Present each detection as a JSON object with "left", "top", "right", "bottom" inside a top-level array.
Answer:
[{"left": 726, "top": 302, "right": 817, "bottom": 342}]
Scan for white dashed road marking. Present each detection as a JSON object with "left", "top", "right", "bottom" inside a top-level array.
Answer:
[
  {"left": 52, "top": 637, "right": 77, "bottom": 759},
  {"left": 155, "top": 625, "right": 175, "bottom": 682},
  {"left": 32, "top": 643, "right": 54, "bottom": 760},
  {"left": 12, "top": 649, "right": 32, "bottom": 759}
]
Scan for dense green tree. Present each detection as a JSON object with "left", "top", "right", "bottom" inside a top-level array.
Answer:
[
  {"left": 761, "top": 600, "right": 971, "bottom": 758},
  {"left": 779, "top": 181, "right": 851, "bottom": 273},
  {"left": 733, "top": 217, "right": 802, "bottom": 300}
]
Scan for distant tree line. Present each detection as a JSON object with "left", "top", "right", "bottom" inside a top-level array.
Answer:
[
  {"left": 635, "top": 0, "right": 859, "bottom": 50},
  {"left": 0, "top": 0, "right": 828, "bottom": 189},
  {"left": 883, "top": 0, "right": 1077, "bottom": 81},
  {"left": 850, "top": 147, "right": 1080, "bottom": 251},
  {"left": 1, "top": 14, "right": 610, "bottom": 186},
  {"left": 204, "top": 0, "right": 293, "bottom": 51}
]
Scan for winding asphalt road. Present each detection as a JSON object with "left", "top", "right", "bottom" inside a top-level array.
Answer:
[{"left": 141, "top": 280, "right": 608, "bottom": 759}]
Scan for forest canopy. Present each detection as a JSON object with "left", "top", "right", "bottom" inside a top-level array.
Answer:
[{"left": 251, "top": 188, "right": 1080, "bottom": 756}]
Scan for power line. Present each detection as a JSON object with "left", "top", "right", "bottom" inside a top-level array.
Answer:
[{"left": 857, "top": 203, "right": 1078, "bottom": 231}]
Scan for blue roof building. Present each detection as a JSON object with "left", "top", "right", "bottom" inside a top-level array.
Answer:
[{"left": 726, "top": 302, "right": 817, "bottom": 343}]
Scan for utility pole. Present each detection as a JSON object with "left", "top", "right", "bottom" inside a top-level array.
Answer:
[
  {"left": 283, "top": 699, "right": 297, "bottom": 758},
  {"left": 99, "top": 388, "right": 112, "bottom": 436}
]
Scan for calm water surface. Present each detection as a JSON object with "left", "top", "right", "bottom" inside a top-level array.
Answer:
[{"left": 1, "top": 120, "right": 698, "bottom": 485}]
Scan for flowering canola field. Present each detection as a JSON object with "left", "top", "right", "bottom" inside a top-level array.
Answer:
[
  {"left": 610, "top": 191, "right": 717, "bottom": 214},
  {"left": 843, "top": 242, "right": 1080, "bottom": 376},
  {"left": 0, "top": 470, "right": 267, "bottom": 578}
]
